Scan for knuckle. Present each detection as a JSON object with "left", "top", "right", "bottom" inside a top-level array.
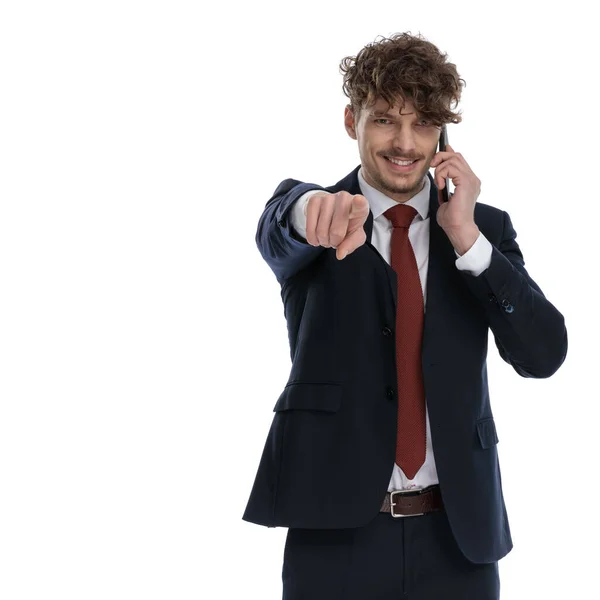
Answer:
[{"left": 316, "top": 233, "right": 329, "bottom": 246}]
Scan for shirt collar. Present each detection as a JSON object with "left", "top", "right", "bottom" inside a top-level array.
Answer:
[{"left": 357, "top": 166, "right": 431, "bottom": 222}]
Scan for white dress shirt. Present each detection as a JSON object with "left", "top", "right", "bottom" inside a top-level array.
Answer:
[{"left": 289, "top": 166, "right": 493, "bottom": 493}]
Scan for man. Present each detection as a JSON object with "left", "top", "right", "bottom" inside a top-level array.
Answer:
[{"left": 242, "top": 32, "right": 568, "bottom": 599}]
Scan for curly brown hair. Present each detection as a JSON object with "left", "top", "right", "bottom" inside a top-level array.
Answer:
[{"left": 339, "top": 32, "right": 466, "bottom": 128}]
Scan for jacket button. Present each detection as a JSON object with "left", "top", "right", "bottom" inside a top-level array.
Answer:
[
  {"left": 382, "top": 326, "right": 393, "bottom": 336},
  {"left": 488, "top": 293, "right": 497, "bottom": 303},
  {"left": 386, "top": 387, "right": 395, "bottom": 400},
  {"left": 278, "top": 218, "right": 286, "bottom": 227}
]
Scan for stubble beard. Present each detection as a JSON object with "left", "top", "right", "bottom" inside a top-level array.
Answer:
[{"left": 369, "top": 156, "right": 429, "bottom": 200}]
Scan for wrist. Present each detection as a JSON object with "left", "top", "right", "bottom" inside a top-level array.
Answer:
[{"left": 445, "top": 223, "right": 480, "bottom": 256}]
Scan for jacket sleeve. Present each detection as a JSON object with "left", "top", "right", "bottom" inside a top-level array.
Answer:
[
  {"left": 255, "top": 178, "right": 329, "bottom": 283},
  {"left": 458, "top": 210, "right": 568, "bottom": 379}
]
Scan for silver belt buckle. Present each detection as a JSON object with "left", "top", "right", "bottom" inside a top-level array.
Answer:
[{"left": 389, "top": 487, "right": 425, "bottom": 518}]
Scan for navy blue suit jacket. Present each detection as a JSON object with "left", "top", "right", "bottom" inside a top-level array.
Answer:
[{"left": 242, "top": 164, "right": 568, "bottom": 564}]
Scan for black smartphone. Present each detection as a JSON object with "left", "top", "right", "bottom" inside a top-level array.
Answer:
[{"left": 438, "top": 124, "right": 451, "bottom": 203}]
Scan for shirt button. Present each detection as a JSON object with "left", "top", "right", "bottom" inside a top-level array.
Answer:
[{"left": 382, "top": 326, "right": 393, "bottom": 337}]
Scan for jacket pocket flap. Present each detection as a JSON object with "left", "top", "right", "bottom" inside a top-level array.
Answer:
[
  {"left": 272, "top": 382, "right": 342, "bottom": 413},
  {"left": 476, "top": 417, "right": 499, "bottom": 449}
]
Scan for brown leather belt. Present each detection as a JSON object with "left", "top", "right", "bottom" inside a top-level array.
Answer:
[{"left": 380, "top": 484, "right": 443, "bottom": 517}]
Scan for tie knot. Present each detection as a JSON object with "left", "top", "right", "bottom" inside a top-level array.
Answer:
[{"left": 383, "top": 204, "right": 418, "bottom": 229}]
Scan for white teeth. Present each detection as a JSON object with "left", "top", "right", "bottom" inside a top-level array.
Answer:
[{"left": 388, "top": 158, "right": 415, "bottom": 166}]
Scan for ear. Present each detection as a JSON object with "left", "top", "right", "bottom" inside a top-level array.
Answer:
[{"left": 344, "top": 105, "right": 358, "bottom": 140}]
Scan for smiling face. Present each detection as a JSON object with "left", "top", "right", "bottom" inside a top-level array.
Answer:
[{"left": 344, "top": 97, "right": 441, "bottom": 204}]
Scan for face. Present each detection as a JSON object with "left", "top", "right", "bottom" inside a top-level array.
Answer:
[{"left": 344, "top": 97, "right": 441, "bottom": 204}]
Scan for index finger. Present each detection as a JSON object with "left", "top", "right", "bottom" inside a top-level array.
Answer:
[{"left": 430, "top": 150, "right": 455, "bottom": 167}]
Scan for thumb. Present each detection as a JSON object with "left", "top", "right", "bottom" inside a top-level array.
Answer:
[{"left": 349, "top": 194, "right": 369, "bottom": 217}]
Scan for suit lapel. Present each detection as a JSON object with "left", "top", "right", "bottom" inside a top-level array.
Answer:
[
  {"left": 331, "top": 165, "right": 456, "bottom": 352},
  {"left": 332, "top": 166, "right": 399, "bottom": 305},
  {"left": 422, "top": 176, "right": 456, "bottom": 354}
]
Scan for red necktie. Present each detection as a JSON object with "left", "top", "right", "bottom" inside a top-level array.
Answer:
[{"left": 382, "top": 204, "right": 426, "bottom": 480}]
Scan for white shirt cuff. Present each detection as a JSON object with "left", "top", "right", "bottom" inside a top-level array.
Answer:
[
  {"left": 290, "top": 190, "right": 322, "bottom": 241},
  {"left": 454, "top": 231, "right": 493, "bottom": 276}
]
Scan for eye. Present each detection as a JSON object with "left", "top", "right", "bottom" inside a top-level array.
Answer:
[
  {"left": 374, "top": 118, "right": 391, "bottom": 124},
  {"left": 417, "top": 119, "right": 431, "bottom": 127}
]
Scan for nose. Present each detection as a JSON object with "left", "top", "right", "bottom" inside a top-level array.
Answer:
[{"left": 392, "top": 130, "right": 417, "bottom": 154}]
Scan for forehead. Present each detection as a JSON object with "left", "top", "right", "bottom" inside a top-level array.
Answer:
[{"left": 368, "top": 97, "right": 418, "bottom": 117}]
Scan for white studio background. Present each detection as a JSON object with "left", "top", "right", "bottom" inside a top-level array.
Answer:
[{"left": 0, "top": 1, "right": 597, "bottom": 599}]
